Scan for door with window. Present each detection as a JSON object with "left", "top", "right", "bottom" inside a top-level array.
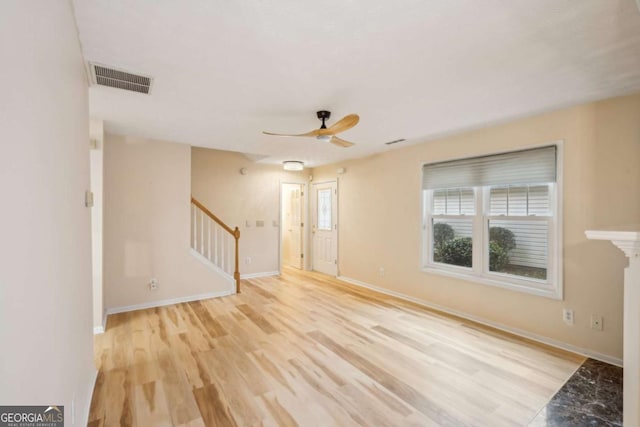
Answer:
[{"left": 312, "top": 181, "right": 337, "bottom": 276}]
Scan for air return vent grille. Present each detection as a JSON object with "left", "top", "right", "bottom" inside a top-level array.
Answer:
[
  {"left": 89, "top": 63, "right": 153, "bottom": 94},
  {"left": 384, "top": 138, "right": 406, "bottom": 145}
]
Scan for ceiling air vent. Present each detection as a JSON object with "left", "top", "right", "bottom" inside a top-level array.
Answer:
[
  {"left": 89, "top": 62, "right": 153, "bottom": 94},
  {"left": 384, "top": 138, "right": 406, "bottom": 146}
]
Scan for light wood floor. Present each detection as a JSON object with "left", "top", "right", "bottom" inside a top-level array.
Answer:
[{"left": 89, "top": 268, "right": 584, "bottom": 427}]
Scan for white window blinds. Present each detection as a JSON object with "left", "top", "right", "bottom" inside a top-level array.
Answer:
[{"left": 422, "top": 146, "right": 557, "bottom": 190}]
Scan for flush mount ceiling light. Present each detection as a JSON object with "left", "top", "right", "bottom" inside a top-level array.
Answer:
[{"left": 283, "top": 160, "right": 304, "bottom": 171}]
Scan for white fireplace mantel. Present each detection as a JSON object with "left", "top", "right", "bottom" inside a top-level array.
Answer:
[
  {"left": 585, "top": 227, "right": 640, "bottom": 257},
  {"left": 586, "top": 224, "right": 640, "bottom": 426}
]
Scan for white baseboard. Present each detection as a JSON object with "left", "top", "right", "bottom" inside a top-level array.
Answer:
[
  {"left": 93, "top": 312, "right": 107, "bottom": 335},
  {"left": 105, "top": 289, "right": 235, "bottom": 316},
  {"left": 241, "top": 271, "right": 280, "bottom": 279},
  {"left": 337, "top": 275, "right": 623, "bottom": 367},
  {"left": 190, "top": 248, "right": 279, "bottom": 281}
]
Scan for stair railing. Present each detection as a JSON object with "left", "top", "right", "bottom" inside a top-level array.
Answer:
[{"left": 190, "top": 197, "right": 241, "bottom": 293}]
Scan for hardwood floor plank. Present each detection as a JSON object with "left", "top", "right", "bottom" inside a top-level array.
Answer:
[
  {"left": 134, "top": 381, "right": 172, "bottom": 427},
  {"left": 90, "top": 269, "right": 583, "bottom": 426},
  {"left": 260, "top": 394, "right": 299, "bottom": 427},
  {"left": 356, "top": 379, "right": 413, "bottom": 417},
  {"left": 102, "top": 369, "right": 134, "bottom": 427},
  {"left": 198, "top": 346, "right": 266, "bottom": 425},
  {"left": 191, "top": 300, "right": 228, "bottom": 338},
  {"left": 158, "top": 352, "right": 201, "bottom": 425},
  {"left": 236, "top": 303, "right": 278, "bottom": 334},
  {"left": 193, "top": 382, "right": 238, "bottom": 427},
  {"left": 87, "top": 418, "right": 104, "bottom": 427},
  {"left": 308, "top": 329, "right": 465, "bottom": 426},
  {"left": 167, "top": 334, "right": 210, "bottom": 389},
  {"left": 87, "top": 370, "right": 105, "bottom": 423},
  {"left": 175, "top": 303, "right": 215, "bottom": 352},
  {"left": 249, "top": 351, "right": 297, "bottom": 396}
]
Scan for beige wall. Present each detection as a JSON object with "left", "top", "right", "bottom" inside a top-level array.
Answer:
[
  {"left": 0, "top": 1, "right": 95, "bottom": 422},
  {"left": 191, "top": 148, "right": 308, "bottom": 275},
  {"left": 104, "top": 135, "right": 234, "bottom": 310},
  {"left": 313, "top": 93, "right": 640, "bottom": 361}
]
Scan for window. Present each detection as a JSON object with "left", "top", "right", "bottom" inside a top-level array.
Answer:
[
  {"left": 422, "top": 145, "right": 562, "bottom": 299},
  {"left": 317, "top": 188, "right": 332, "bottom": 231}
]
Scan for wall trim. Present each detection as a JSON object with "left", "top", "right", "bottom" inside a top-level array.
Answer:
[
  {"left": 337, "top": 275, "right": 623, "bottom": 367},
  {"left": 105, "top": 289, "right": 234, "bottom": 316},
  {"left": 241, "top": 271, "right": 280, "bottom": 279},
  {"left": 189, "top": 248, "right": 235, "bottom": 285},
  {"left": 93, "top": 312, "right": 107, "bottom": 335},
  {"left": 84, "top": 368, "right": 99, "bottom": 426}
]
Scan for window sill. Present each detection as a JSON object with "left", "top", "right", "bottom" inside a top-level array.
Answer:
[{"left": 421, "top": 265, "right": 562, "bottom": 300}]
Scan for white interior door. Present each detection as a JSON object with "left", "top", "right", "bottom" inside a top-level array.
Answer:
[
  {"left": 282, "top": 183, "right": 303, "bottom": 269},
  {"left": 312, "top": 181, "right": 337, "bottom": 276}
]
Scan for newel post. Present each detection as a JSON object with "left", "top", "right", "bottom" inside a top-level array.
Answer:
[{"left": 234, "top": 226, "right": 241, "bottom": 293}]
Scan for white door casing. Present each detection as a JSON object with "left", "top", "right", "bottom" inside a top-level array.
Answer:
[{"left": 312, "top": 181, "right": 337, "bottom": 276}]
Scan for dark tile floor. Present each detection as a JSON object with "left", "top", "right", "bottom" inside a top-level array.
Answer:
[{"left": 529, "top": 358, "right": 623, "bottom": 426}]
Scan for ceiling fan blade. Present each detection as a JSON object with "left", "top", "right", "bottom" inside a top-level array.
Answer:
[
  {"left": 262, "top": 129, "right": 321, "bottom": 137},
  {"left": 330, "top": 136, "right": 355, "bottom": 148},
  {"left": 325, "top": 114, "right": 359, "bottom": 135}
]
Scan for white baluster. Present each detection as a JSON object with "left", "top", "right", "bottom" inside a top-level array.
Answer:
[
  {"left": 200, "top": 210, "right": 204, "bottom": 254},
  {"left": 207, "top": 218, "right": 211, "bottom": 260},
  {"left": 214, "top": 226, "right": 218, "bottom": 266},
  {"left": 196, "top": 207, "right": 201, "bottom": 253},
  {"left": 227, "top": 236, "right": 234, "bottom": 276},
  {"left": 221, "top": 232, "right": 225, "bottom": 271},
  {"left": 227, "top": 239, "right": 233, "bottom": 276},
  {"left": 191, "top": 204, "right": 196, "bottom": 249}
]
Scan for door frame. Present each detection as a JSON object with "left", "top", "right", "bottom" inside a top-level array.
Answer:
[
  {"left": 310, "top": 179, "right": 339, "bottom": 276},
  {"left": 279, "top": 181, "right": 309, "bottom": 273}
]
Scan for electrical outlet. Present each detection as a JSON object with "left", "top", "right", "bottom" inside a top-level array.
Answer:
[
  {"left": 563, "top": 308, "right": 574, "bottom": 325},
  {"left": 149, "top": 278, "right": 158, "bottom": 290},
  {"left": 379, "top": 267, "right": 385, "bottom": 277},
  {"left": 591, "top": 315, "right": 604, "bottom": 331},
  {"left": 245, "top": 256, "right": 252, "bottom": 265}
]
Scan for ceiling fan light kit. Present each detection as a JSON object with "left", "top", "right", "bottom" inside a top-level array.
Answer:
[
  {"left": 263, "top": 110, "right": 359, "bottom": 148},
  {"left": 283, "top": 160, "right": 304, "bottom": 171}
]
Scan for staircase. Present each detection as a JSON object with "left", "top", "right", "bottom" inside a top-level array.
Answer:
[{"left": 190, "top": 197, "right": 241, "bottom": 293}]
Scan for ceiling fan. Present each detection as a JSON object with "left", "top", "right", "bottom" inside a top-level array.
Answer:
[{"left": 263, "top": 110, "right": 358, "bottom": 148}]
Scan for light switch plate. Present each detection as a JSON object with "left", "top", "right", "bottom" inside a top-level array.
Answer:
[{"left": 85, "top": 190, "right": 94, "bottom": 207}]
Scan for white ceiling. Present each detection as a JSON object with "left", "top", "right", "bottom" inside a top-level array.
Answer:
[{"left": 73, "top": 0, "right": 640, "bottom": 167}]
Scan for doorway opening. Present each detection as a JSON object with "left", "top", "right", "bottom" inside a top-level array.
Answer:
[{"left": 280, "top": 183, "right": 306, "bottom": 271}]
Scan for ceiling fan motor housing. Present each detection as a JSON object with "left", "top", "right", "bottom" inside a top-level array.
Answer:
[
  {"left": 316, "top": 110, "right": 331, "bottom": 120},
  {"left": 317, "top": 110, "right": 331, "bottom": 128}
]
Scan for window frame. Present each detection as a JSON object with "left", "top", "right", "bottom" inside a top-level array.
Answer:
[{"left": 421, "top": 142, "right": 563, "bottom": 300}]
